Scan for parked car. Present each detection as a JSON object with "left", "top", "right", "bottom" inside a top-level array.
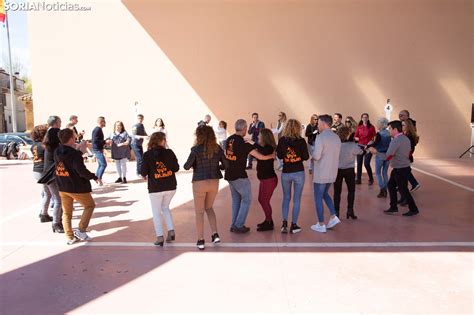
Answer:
[{"left": 0, "top": 133, "right": 34, "bottom": 159}]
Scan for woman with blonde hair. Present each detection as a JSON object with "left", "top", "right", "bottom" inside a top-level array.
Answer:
[
  {"left": 110, "top": 121, "right": 131, "bottom": 183},
  {"left": 140, "top": 132, "right": 179, "bottom": 246},
  {"left": 276, "top": 119, "right": 309, "bottom": 234},
  {"left": 184, "top": 125, "right": 228, "bottom": 250}
]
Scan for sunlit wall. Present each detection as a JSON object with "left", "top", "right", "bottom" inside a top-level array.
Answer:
[{"left": 28, "top": 0, "right": 473, "bottom": 159}]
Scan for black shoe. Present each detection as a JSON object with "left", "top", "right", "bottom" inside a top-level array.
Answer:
[
  {"left": 122, "top": 177, "right": 127, "bottom": 184},
  {"left": 290, "top": 223, "right": 302, "bottom": 234},
  {"left": 52, "top": 223, "right": 64, "bottom": 233},
  {"left": 40, "top": 214, "right": 53, "bottom": 223},
  {"left": 377, "top": 190, "right": 384, "bottom": 198},
  {"left": 154, "top": 236, "right": 164, "bottom": 246},
  {"left": 196, "top": 239, "right": 205, "bottom": 250},
  {"left": 115, "top": 177, "right": 122, "bottom": 183},
  {"left": 384, "top": 208, "right": 398, "bottom": 214},
  {"left": 231, "top": 226, "right": 250, "bottom": 233},
  {"left": 257, "top": 220, "right": 267, "bottom": 228},
  {"left": 356, "top": 179, "right": 361, "bottom": 185},
  {"left": 346, "top": 210, "right": 358, "bottom": 220},
  {"left": 211, "top": 233, "right": 221, "bottom": 243},
  {"left": 257, "top": 220, "right": 274, "bottom": 232},
  {"left": 281, "top": 220, "right": 288, "bottom": 233},
  {"left": 402, "top": 210, "right": 419, "bottom": 216},
  {"left": 368, "top": 179, "right": 374, "bottom": 186},
  {"left": 166, "top": 230, "right": 175, "bottom": 242}
]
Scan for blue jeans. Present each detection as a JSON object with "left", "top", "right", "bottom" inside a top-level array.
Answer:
[
  {"left": 131, "top": 143, "right": 144, "bottom": 174},
  {"left": 94, "top": 150, "right": 107, "bottom": 179},
  {"left": 281, "top": 171, "right": 305, "bottom": 223},
  {"left": 375, "top": 155, "right": 390, "bottom": 189},
  {"left": 313, "top": 183, "right": 336, "bottom": 223},
  {"left": 228, "top": 178, "right": 252, "bottom": 228}
]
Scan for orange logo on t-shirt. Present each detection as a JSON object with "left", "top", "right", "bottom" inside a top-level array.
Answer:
[
  {"left": 154, "top": 161, "right": 173, "bottom": 179},
  {"left": 55, "top": 162, "right": 70, "bottom": 177},
  {"left": 32, "top": 146, "right": 42, "bottom": 163},
  {"left": 284, "top": 147, "right": 301, "bottom": 163},
  {"left": 225, "top": 139, "right": 237, "bottom": 161}
]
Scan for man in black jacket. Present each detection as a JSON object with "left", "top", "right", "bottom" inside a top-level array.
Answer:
[{"left": 55, "top": 128, "right": 102, "bottom": 244}]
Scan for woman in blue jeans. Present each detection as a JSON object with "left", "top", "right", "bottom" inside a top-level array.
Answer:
[
  {"left": 369, "top": 118, "right": 392, "bottom": 198},
  {"left": 276, "top": 119, "right": 309, "bottom": 234}
]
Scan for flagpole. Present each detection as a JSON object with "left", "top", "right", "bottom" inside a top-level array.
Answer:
[{"left": 5, "top": 9, "right": 17, "bottom": 132}]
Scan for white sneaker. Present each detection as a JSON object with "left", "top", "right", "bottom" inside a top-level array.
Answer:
[
  {"left": 67, "top": 237, "right": 80, "bottom": 245},
  {"left": 74, "top": 230, "right": 91, "bottom": 241},
  {"left": 327, "top": 216, "right": 341, "bottom": 229},
  {"left": 311, "top": 224, "right": 327, "bottom": 233}
]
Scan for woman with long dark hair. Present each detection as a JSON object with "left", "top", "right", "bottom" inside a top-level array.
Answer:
[
  {"left": 247, "top": 128, "right": 278, "bottom": 231},
  {"left": 354, "top": 113, "right": 376, "bottom": 185},
  {"left": 152, "top": 118, "right": 167, "bottom": 136},
  {"left": 399, "top": 119, "right": 421, "bottom": 205},
  {"left": 184, "top": 125, "right": 228, "bottom": 250},
  {"left": 140, "top": 132, "right": 179, "bottom": 246}
]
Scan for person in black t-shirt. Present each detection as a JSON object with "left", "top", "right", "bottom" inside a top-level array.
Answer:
[
  {"left": 30, "top": 124, "right": 53, "bottom": 223},
  {"left": 91, "top": 116, "right": 110, "bottom": 181},
  {"left": 140, "top": 132, "right": 179, "bottom": 246},
  {"left": 224, "top": 119, "right": 275, "bottom": 233},
  {"left": 42, "top": 115, "right": 64, "bottom": 233},
  {"left": 131, "top": 114, "right": 148, "bottom": 176},
  {"left": 246, "top": 128, "right": 278, "bottom": 232},
  {"left": 276, "top": 119, "right": 309, "bottom": 234}
]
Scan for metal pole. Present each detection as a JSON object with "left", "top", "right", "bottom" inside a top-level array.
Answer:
[{"left": 5, "top": 10, "right": 17, "bottom": 132}]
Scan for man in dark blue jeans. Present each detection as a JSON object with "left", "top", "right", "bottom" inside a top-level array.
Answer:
[
  {"left": 91, "top": 116, "right": 109, "bottom": 183},
  {"left": 131, "top": 114, "right": 148, "bottom": 176}
]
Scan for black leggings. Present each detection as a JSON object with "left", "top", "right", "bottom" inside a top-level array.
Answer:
[
  {"left": 333, "top": 168, "right": 356, "bottom": 213},
  {"left": 356, "top": 148, "right": 373, "bottom": 182}
]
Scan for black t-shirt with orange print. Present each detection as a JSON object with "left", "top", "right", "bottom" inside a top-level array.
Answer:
[
  {"left": 31, "top": 142, "right": 45, "bottom": 173},
  {"left": 141, "top": 147, "right": 179, "bottom": 193},
  {"left": 276, "top": 137, "right": 309, "bottom": 173},
  {"left": 54, "top": 144, "right": 98, "bottom": 193},
  {"left": 224, "top": 134, "right": 255, "bottom": 181}
]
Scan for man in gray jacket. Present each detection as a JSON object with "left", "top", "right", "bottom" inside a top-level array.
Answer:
[
  {"left": 369, "top": 120, "right": 419, "bottom": 216},
  {"left": 310, "top": 114, "right": 342, "bottom": 233}
]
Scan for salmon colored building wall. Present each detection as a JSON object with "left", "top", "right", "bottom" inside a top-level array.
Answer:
[{"left": 29, "top": 0, "right": 473, "bottom": 160}]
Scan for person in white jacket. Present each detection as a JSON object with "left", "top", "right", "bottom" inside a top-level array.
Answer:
[
  {"left": 271, "top": 112, "right": 287, "bottom": 170},
  {"left": 310, "top": 114, "right": 342, "bottom": 233}
]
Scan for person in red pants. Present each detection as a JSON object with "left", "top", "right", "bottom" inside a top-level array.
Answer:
[{"left": 247, "top": 128, "right": 278, "bottom": 231}]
